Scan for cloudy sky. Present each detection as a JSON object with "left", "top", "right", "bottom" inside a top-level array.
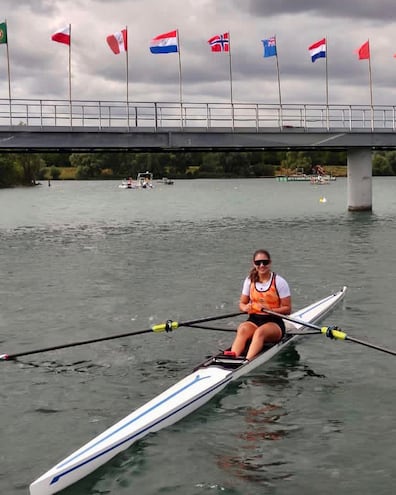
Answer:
[{"left": 2, "top": 0, "right": 396, "bottom": 107}]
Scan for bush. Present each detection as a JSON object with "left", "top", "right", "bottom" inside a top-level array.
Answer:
[
  {"left": 50, "top": 166, "right": 61, "bottom": 180},
  {"left": 100, "top": 168, "right": 114, "bottom": 178}
]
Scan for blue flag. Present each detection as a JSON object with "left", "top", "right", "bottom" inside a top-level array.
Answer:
[{"left": 262, "top": 36, "right": 277, "bottom": 57}]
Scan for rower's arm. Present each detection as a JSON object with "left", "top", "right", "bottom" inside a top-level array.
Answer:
[{"left": 270, "top": 296, "right": 292, "bottom": 315}]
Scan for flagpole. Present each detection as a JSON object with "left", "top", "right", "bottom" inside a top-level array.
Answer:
[
  {"left": 176, "top": 29, "right": 183, "bottom": 126},
  {"left": 6, "top": 38, "right": 11, "bottom": 100},
  {"left": 125, "top": 26, "right": 129, "bottom": 127},
  {"left": 4, "top": 19, "right": 12, "bottom": 124},
  {"left": 325, "top": 36, "right": 329, "bottom": 130},
  {"left": 274, "top": 35, "right": 282, "bottom": 127},
  {"left": 228, "top": 31, "right": 233, "bottom": 104},
  {"left": 68, "top": 23, "right": 72, "bottom": 127},
  {"left": 228, "top": 31, "right": 234, "bottom": 128},
  {"left": 367, "top": 39, "right": 374, "bottom": 130},
  {"left": 125, "top": 26, "right": 129, "bottom": 103}
]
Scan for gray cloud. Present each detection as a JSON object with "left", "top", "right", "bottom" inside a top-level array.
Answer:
[
  {"left": 2, "top": 0, "right": 57, "bottom": 14},
  {"left": 234, "top": 0, "right": 396, "bottom": 21}
]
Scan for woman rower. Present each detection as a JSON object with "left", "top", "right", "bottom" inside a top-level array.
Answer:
[{"left": 227, "top": 249, "right": 292, "bottom": 361}]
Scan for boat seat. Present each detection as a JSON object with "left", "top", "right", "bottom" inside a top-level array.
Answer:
[{"left": 212, "top": 356, "right": 247, "bottom": 367}]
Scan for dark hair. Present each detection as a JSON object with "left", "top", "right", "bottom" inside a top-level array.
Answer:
[{"left": 249, "top": 249, "right": 271, "bottom": 283}]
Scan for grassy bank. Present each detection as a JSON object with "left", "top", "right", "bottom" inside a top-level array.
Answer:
[{"left": 53, "top": 165, "right": 347, "bottom": 180}]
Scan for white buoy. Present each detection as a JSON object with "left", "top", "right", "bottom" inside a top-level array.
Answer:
[{"left": 319, "top": 196, "right": 327, "bottom": 203}]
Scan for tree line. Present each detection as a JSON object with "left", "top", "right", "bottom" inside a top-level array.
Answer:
[{"left": 1, "top": 149, "right": 395, "bottom": 187}]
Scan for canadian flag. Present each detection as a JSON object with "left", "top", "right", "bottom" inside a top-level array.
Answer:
[
  {"left": 51, "top": 26, "right": 71, "bottom": 45},
  {"left": 106, "top": 29, "right": 127, "bottom": 54}
]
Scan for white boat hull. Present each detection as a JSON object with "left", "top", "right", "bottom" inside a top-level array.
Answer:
[{"left": 30, "top": 286, "right": 347, "bottom": 495}]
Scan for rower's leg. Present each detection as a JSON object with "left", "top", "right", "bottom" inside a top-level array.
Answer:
[
  {"left": 231, "top": 321, "right": 256, "bottom": 356},
  {"left": 246, "top": 323, "right": 282, "bottom": 361}
]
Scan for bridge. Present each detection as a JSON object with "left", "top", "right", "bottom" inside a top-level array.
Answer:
[{"left": 2, "top": 98, "right": 396, "bottom": 210}]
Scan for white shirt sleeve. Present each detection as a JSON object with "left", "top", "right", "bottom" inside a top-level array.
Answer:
[
  {"left": 241, "top": 277, "right": 251, "bottom": 296},
  {"left": 275, "top": 275, "right": 291, "bottom": 298}
]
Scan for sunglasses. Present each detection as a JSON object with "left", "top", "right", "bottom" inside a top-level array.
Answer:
[{"left": 254, "top": 259, "right": 271, "bottom": 266}]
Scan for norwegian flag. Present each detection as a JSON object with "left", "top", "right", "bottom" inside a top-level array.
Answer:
[{"left": 208, "top": 32, "right": 229, "bottom": 52}]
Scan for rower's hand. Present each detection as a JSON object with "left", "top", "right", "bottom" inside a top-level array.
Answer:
[
  {"left": 242, "top": 303, "right": 252, "bottom": 313},
  {"left": 243, "top": 303, "right": 268, "bottom": 313}
]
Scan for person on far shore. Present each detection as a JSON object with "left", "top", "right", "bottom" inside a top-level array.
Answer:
[{"left": 227, "top": 249, "right": 292, "bottom": 361}]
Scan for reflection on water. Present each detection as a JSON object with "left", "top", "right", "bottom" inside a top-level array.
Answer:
[
  {"left": 216, "top": 404, "right": 292, "bottom": 485},
  {"left": 214, "top": 348, "right": 297, "bottom": 485},
  {"left": 214, "top": 344, "right": 333, "bottom": 487}
]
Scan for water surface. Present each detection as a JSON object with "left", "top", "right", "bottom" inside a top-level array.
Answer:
[{"left": 1, "top": 178, "right": 395, "bottom": 495}]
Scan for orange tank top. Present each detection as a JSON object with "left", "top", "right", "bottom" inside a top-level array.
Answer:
[{"left": 249, "top": 273, "right": 280, "bottom": 314}]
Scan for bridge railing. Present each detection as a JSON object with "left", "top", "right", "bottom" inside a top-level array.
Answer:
[{"left": 0, "top": 98, "right": 395, "bottom": 131}]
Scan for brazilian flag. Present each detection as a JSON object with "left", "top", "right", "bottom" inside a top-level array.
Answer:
[{"left": 0, "top": 22, "right": 7, "bottom": 44}]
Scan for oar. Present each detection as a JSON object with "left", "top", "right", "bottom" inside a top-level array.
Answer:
[
  {"left": 183, "top": 323, "right": 236, "bottom": 332},
  {"left": 0, "top": 311, "right": 244, "bottom": 362},
  {"left": 264, "top": 309, "right": 396, "bottom": 357}
]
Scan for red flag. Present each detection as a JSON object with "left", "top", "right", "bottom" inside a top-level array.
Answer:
[
  {"left": 106, "top": 29, "right": 127, "bottom": 54},
  {"left": 51, "top": 26, "right": 71, "bottom": 45},
  {"left": 208, "top": 32, "right": 229, "bottom": 52},
  {"left": 355, "top": 40, "right": 370, "bottom": 60}
]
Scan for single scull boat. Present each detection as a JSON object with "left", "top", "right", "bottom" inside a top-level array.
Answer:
[{"left": 30, "top": 286, "right": 346, "bottom": 495}]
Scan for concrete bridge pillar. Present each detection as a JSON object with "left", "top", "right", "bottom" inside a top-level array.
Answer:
[{"left": 347, "top": 149, "right": 372, "bottom": 211}]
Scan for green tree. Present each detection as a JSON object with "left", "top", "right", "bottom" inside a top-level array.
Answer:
[
  {"left": 41, "top": 153, "right": 71, "bottom": 168},
  {"left": 0, "top": 155, "right": 19, "bottom": 187},
  {"left": 50, "top": 166, "right": 61, "bottom": 179},
  {"left": 70, "top": 153, "right": 104, "bottom": 179},
  {"left": 199, "top": 153, "right": 223, "bottom": 177},
  {"left": 383, "top": 151, "right": 396, "bottom": 175},
  {"left": 373, "top": 154, "right": 394, "bottom": 176},
  {"left": 280, "top": 151, "right": 312, "bottom": 173},
  {"left": 14, "top": 153, "right": 45, "bottom": 185}
]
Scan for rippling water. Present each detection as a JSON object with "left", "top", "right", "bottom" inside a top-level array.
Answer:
[{"left": 1, "top": 178, "right": 395, "bottom": 495}]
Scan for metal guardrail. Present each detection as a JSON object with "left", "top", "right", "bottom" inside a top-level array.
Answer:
[{"left": 0, "top": 98, "right": 395, "bottom": 131}]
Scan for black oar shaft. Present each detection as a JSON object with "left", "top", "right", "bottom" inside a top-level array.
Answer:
[
  {"left": 0, "top": 311, "right": 244, "bottom": 361},
  {"left": 264, "top": 309, "right": 396, "bottom": 357},
  {"left": 1, "top": 328, "right": 154, "bottom": 360},
  {"left": 179, "top": 312, "right": 243, "bottom": 326},
  {"left": 183, "top": 324, "right": 236, "bottom": 332},
  {"left": 346, "top": 336, "right": 396, "bottom": 356}
]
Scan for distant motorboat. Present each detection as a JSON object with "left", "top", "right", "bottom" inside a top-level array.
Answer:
[
  {"left": 159, "top": 177, "right": 174, "bottom": 185},
  {"left": 137, "top": 171, "right": 154, "bottom": 189},
  {"left": 276, "top": 166, "right": 336, "bottom": 183},
  {"left": 118, "top": 171, "right": 154, "bottom": 190},
  {"left": 276, "top": 174, "right": 336, "bottom": 183},
  {"left": 118, "top": 178, "right": 136, "bottom": 189},
  {"left": 310, "top": 175, "right": 334, "bottom": 185}
]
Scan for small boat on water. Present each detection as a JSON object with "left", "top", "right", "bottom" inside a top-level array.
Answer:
[
  {"left": 118, "top": 171, "right": 154, "bottom": 189},
  {"left": 276, "top": 173, "right": 335, "bottom": 183},
  {"left": 276, "top": 166, "right": 336, "bottom": 183},
  {"left": 159, "top": 177, "right": 174, "bottom": 185},
  {"left": 29, "top": 286, "right": 346, "bottom": 495},
  {"left": 310, "top": 175, "right": 334, "bottom": 185}
]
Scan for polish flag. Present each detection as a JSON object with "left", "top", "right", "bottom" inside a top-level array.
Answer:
[
  {"left": 106, "top": 29, "right": 128, "bottom": 54},
  {"left": 51, "top": 26, "right": 71, "bottom": 45}
]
